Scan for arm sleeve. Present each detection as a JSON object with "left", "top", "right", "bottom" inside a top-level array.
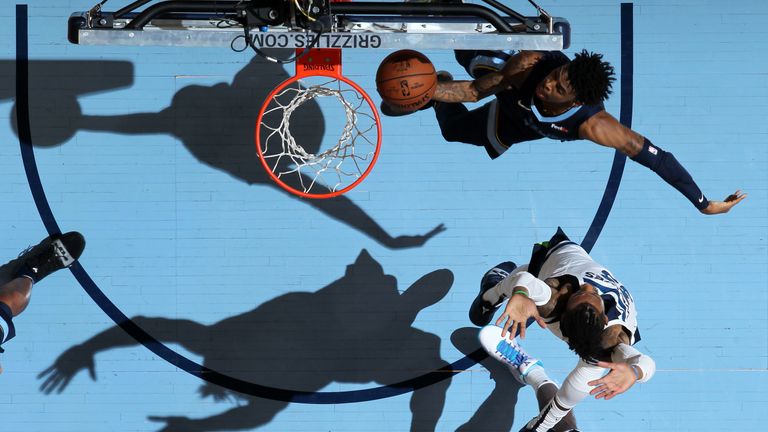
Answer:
[
  {"left": 495, "top": 271, "right": 552, "bottom": 305},
  {"left": 557, "top": 358, "right": 605, "bottom": 407},
  {"left": 630, "top": 138, "right": 709, "bottom": 210},
  {"left": 611, "top": 343, "right": 656, "bottom": 383}
]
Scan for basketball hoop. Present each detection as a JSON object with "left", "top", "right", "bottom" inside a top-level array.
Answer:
[{"left": 256, "top": 48, "right": 382, "bottom": 199}]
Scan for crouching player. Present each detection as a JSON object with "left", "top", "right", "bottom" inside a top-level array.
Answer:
[{"left": 471, "top": 228, "right": 655, "bottom": 431}]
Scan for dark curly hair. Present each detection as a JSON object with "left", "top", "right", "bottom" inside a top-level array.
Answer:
[
  {"left": 567, "top": 49, "right": 615, "bottom": 105},
  {"left": 559, "top": 303, "right": 606, "bottom": 361}
]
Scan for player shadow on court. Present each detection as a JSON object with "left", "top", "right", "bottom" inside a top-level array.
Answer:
[
  {"left": 38, "top": 250, "right": 454, "bottom": 432},
  {"left": 451, "top": 327, "right": 525, "bottom": 432},
  {"left": 1, "top": 57, "right": 444, "bottom": 249}
]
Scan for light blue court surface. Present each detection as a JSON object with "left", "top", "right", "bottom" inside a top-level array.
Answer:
[{"left": 1, "top": 0, "right": 766, "bottom": 431}]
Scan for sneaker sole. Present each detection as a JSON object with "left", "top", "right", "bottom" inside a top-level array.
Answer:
[{"left": 55, "top": 231, "right": 86, "bottom": 267}]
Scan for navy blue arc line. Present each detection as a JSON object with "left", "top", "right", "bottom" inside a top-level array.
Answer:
[
  {"left": 16, "top": 3, "right": 632, "bottom": 403},
  {"left": 582, "top": 2, "right": 633, "bottom": 253}
]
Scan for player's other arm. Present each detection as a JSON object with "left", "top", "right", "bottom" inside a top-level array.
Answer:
[
  {"left": 587, "top": 330, "right": 656, "bottom": 400},
  {"left": 579, "top": 111, "right": 746, "bottom": 215},
  {"left": 432, "top": 51, "right": 543, "bottom": 103}
]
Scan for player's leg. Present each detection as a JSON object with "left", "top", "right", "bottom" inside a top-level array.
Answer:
[
  {"left": 0, "top": 277, "right": 33, "bottom": 316},
  {"left": 5, "top": 231, "right": 86, "bottom": 316},
  {"left": 531, "top": 382, "right": 578, "bottom": 432},
  {"left": 520, "top": 359, "right": 605, "bottom": 432},
  {"left": 0, "top": 278, "right": 29, "bottom": 355},
  {"left": 454, "top": 49, "right": 479, "bottom": 75},
  {"left": 478, "top": 326, "right": 579, "bottom": 431},
  {"left": 455, "top": 49, "right": 516, "bottom": 79},
  {"left": 434, "top": 100, "right": 492, "bottom": 147},
  {"left": 0, "top": 232, "right": 85, "bottom": 358}
]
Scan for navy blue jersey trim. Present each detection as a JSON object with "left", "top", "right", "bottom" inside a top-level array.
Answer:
[{"left": 0, "top": 301, "right": 15, "bottom": 347}]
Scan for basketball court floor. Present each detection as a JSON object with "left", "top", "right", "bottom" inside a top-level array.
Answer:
[{"left": 1, "top": 1, "right": 766, "bottom": 431}]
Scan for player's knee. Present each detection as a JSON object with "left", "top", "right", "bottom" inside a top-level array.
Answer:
[
  {"left": 455, "top": 50, "right": 515, "bottom": 79},
  {"left": 454, "top": 50, "right": 478, "bottom": 72},
  {"left": 439, "top": 129, "right": 461, "bottom": 143},
  {"left": 0, "top": 290, "right": 31, "bottom": 316},
  {"left": 439, "top": 124, "right": 473, "bottom": 143}
]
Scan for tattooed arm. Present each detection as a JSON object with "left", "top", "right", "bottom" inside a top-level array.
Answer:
[{"left": 432, "top": 51, "right": 543, "bottom": 103}]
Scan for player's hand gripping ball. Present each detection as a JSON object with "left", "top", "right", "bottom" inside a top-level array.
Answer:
[{"left": 376, "top": 50, "right": 437, "bottom": 112}]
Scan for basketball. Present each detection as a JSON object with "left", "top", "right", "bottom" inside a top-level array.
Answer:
[{"left": 376, "top": 50, "right": 437, "bottom": 112}]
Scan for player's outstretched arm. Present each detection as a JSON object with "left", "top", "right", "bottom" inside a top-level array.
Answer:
[
  {"left": 579, "top": 111, "right": 746, "bottom": 214},
  {"left": 433, "top": 51, "right": 543, "bottom": 103}
]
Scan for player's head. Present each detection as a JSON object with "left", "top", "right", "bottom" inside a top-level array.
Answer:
[
  {"left": 559, "top": 283, "right": 608, "bottom": 360},
  {"left": 567, "top": 50, "right": 616, "bottom": 105},
  {"left": 534, "top": 50, "right": 615, "bottom": 107},
  {"left": 535, "top": 63, "right": 578, "bottom": 106}
]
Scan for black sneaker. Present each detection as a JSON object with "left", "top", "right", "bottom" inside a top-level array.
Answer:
[
  {"left": 20, "top": 232, "right": 85, "bottom": 283},
  {"left": 469, "top": 261, "right": 517, "bottom": 326}
]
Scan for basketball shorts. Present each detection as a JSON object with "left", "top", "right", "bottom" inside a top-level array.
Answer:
[{"left": 0, "top": 301, "right": 16, "bottom": 353}]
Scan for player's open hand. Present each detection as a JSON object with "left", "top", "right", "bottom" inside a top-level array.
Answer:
[
  {"left": 495, "top": 292, "right": 546, "bottom": 340},
  {"left": 701, "top": 190, "right": 747, "bottom": 215},
  {"left": 588, "top": 360, "right": 638, "bottom": 400}
]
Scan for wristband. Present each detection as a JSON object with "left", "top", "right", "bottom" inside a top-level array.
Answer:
[
  {"left": 630, "top": 365, "right": 640, "bottom": 381},
  {"left": 611, "top": 343, "right": 656, "bottom": 383},
  {"left": 513, "top": 290, "right": 529, "bottom": 298}
]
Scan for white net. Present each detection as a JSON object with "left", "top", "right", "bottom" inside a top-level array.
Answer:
[{"left": 258, "top": 76, "right": 380, "bottom": 196}]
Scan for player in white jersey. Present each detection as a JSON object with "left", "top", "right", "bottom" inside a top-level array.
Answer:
[{"left": 470, "top": 228, "right": 655, "bottom": 432}]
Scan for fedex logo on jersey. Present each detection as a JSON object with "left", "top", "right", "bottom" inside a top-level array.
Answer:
[
  {"left": 550, "top": 123, "right": 569, "bottom": 133},
  {"left": 584, "top": 270, "right": 633, "bottom": 321}
]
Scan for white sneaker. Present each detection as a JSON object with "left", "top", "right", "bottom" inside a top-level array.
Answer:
[{"left": 479, "top": 325, "right": 543, "bottom": 385}]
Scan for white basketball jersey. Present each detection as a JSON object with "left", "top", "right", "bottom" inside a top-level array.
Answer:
[{"left": 538, "top": 241, "right": 640, "bottom": 345}]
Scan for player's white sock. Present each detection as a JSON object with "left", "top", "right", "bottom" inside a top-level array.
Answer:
[
  {"left": 525, "top": 396, "right": 572, "bottom": 432},
  {"left": 523, "top": 365, "right": 554, "bottom": 391}
]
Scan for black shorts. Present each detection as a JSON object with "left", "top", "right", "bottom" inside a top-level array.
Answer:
[
  {"left": 526, "top": 227, "right": 574, "bottom": 277},
  {"left": 0, "top": 301, "right": 16, "bottom": 353}
]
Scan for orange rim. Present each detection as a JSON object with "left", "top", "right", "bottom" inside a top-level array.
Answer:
[{"left": 255, "top": 72, "right": 382, "bottom": 199}]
